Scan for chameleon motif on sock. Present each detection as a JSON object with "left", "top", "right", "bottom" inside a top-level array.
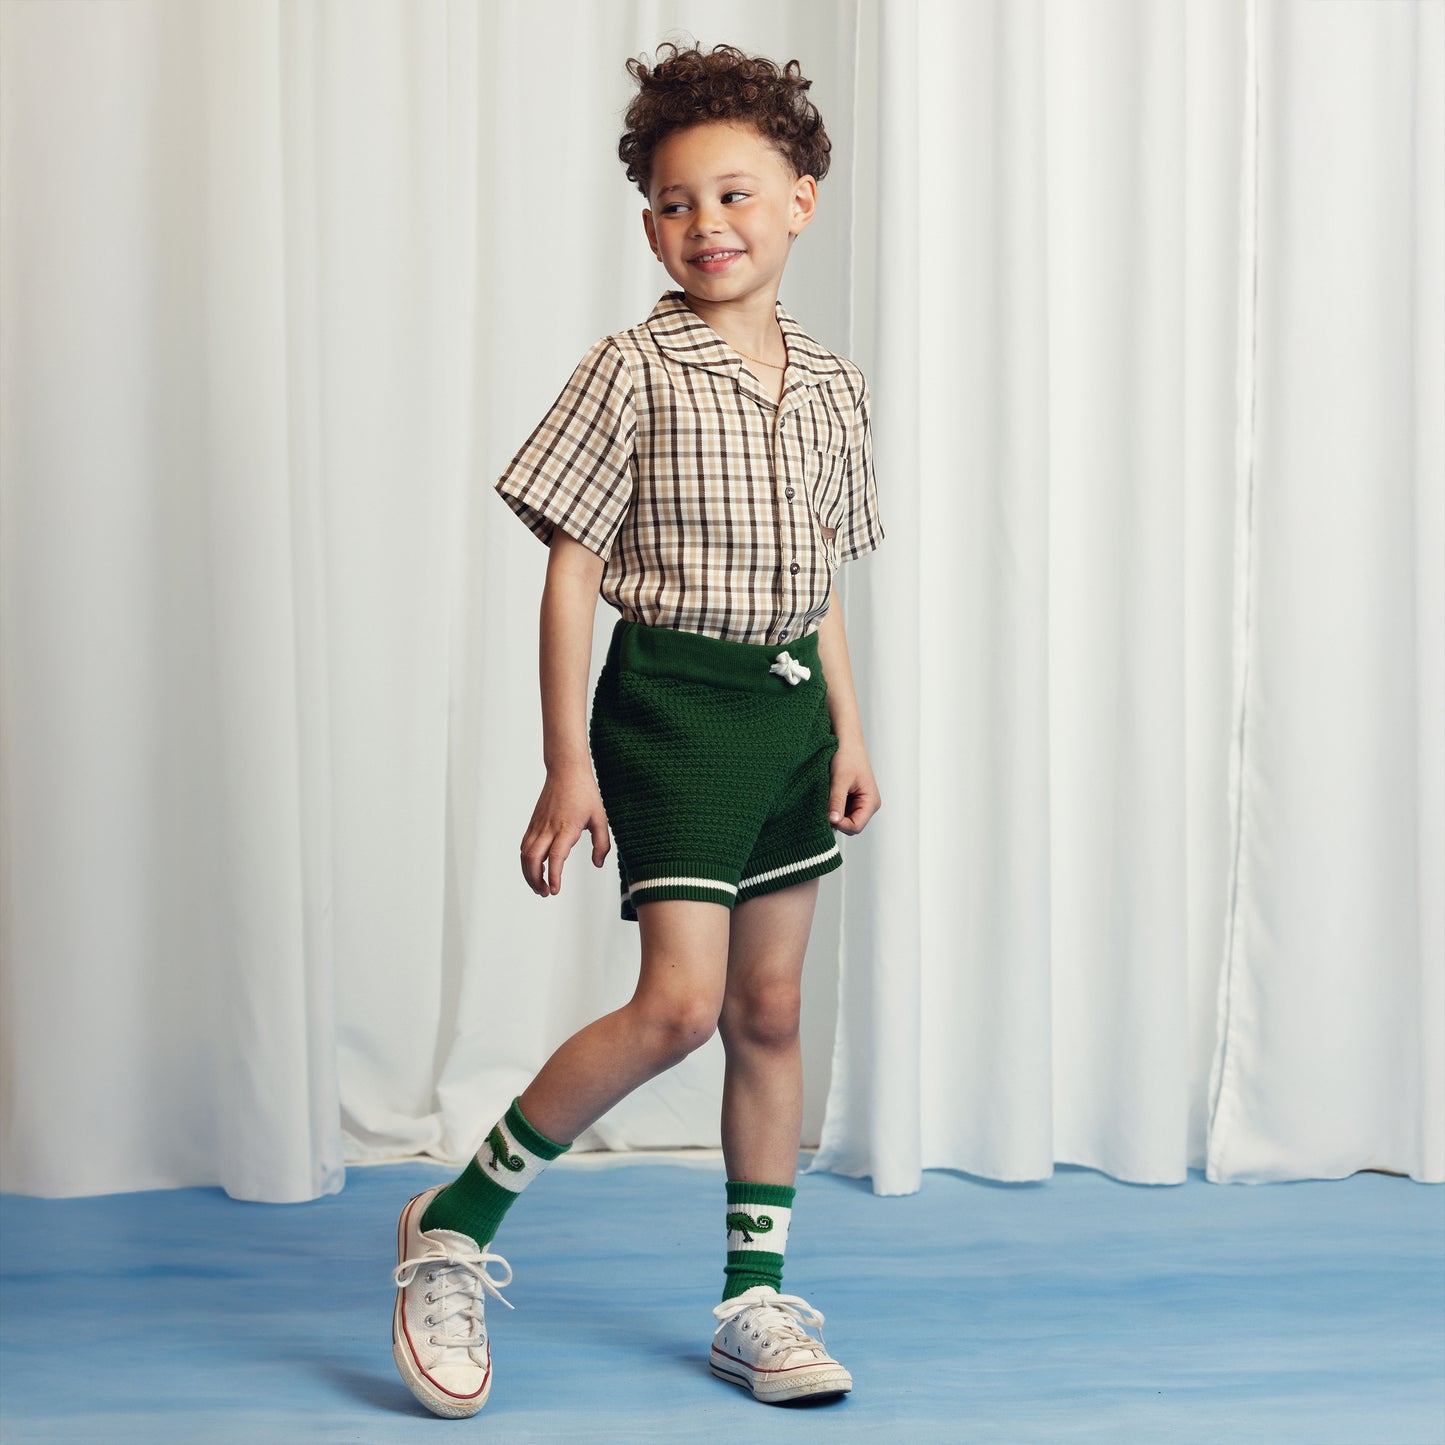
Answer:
[
  {"left": 487, "top": 1125, "right": 525, "bottom": 1173},
  {"left": 725, "top": 1211, "right": 774, "bottom": 1244}
]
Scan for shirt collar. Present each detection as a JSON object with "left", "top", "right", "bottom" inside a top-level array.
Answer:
[{"left": 644, "top": 290, "right": 843, "bottom": 394}]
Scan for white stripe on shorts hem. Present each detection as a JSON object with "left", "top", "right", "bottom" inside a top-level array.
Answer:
[
  {"left": 738, "top": 845, "right": 840, "bottom": 892},
  {"left": 627, "top": 875, "right": 739, "bottom": 902}
]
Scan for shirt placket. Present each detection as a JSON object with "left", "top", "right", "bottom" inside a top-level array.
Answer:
[
  {"left": 770, "top": 399, "right": 795, "bottom": 644},
  {"left": 735, "top": 365, "right": 805, "bottom": 646},
  {"left": 771, "top": 375, "right": 818, "bottom": 646}
]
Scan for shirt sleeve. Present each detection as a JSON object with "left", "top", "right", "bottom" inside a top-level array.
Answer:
[
  {"left": 834, "top": 375, "right": 884, "bottom": 565},
  {"left": 495, "top": 338, "right": 637, "bottom": 560}
]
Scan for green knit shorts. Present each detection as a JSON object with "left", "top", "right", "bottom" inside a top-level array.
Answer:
[{"left": 589, "top": 618, "right": 843, "bottom": 923}]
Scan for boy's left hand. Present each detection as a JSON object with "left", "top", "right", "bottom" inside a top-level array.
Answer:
[{"left": 828, "top": 742, "right": 881, "bottom": 835}]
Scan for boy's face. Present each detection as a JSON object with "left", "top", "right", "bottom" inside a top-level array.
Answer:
[{"left": 642, "top": 120, "right": 817, "bottom": 310}]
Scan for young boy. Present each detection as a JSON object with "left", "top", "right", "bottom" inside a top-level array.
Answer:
[{"left": 391, "top": 41, "right": 883, "bottom": 1418}]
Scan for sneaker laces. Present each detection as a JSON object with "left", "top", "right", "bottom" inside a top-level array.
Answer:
[
  {"left": 712, "top": 1290, "right": 833, "bottom": 1363},
  {"left": 393, "top": 1244, "right": 514, "bottom": 1350}
]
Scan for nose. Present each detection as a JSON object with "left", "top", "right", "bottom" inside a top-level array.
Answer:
[{"left": 690, "top": 200, "right": 725, "bottom": 235}]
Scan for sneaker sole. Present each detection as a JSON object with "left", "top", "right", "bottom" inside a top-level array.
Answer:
[
  {"left": 710, "top": 1349, "right": 853, "bottom": 1405},
  {"left": 392, "top": 1189, "right": 492, "bottom": 1419}
]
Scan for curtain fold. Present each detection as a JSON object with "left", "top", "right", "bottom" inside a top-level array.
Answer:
[
  {"left": 1204, "top": 0, "right": 1445, "bottom": 1183},
  {"left": 818, "top": 0, "right": 1230, "bottom": 1191}
]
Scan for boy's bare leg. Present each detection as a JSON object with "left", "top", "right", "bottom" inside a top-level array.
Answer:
[
  {"left": 710, "top": 877, "right": 851, "bottom": 1405},
  {"left": 717, "top": 877, "right": 820, "bottom": 1183},
  {"left": 518, "top": 899, "right": 732, "bottom": 1144}
]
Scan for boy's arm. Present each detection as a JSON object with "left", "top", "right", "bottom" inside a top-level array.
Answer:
[
  {"left": 815, "top": 583, "right": 881, "bottom": 834},
  {"left": 520, "top": 529, "right": 611, "bottom": 895}
]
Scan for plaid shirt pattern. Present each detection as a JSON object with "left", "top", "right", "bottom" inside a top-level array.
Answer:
[{"left": 495, "top": 291, "right": 884, "bottom": 646}]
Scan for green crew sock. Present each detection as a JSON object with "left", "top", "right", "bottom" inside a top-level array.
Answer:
[
  {"left": 722, "top": 1179, "right": 796, "bottom": 1301},
  {"left": 419, "top": 1096, "right": 569, "bottom": 1246}
]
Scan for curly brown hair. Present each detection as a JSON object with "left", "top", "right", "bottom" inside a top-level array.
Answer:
[{"left": 618, "top": 42, "right": 832, "bottom": 199}]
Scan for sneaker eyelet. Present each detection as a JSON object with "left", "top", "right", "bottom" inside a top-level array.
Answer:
[
  {"left": 424, "top": 1315, "right": 434, "bottom": 1327},
  {"left": 426, "top": 1272, "right": 436, "bottom": 1282}
]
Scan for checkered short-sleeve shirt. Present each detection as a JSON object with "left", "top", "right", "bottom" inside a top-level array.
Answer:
[{"left": 495, "top": 290, "right": 884, "bottom": 646}]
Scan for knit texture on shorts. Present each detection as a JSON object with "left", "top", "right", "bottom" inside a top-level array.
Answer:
[{"left": 590, "top": 620, "right": 842, "bottom": 922}]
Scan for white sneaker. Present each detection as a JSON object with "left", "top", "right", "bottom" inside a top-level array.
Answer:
[
  {"left": 391, "top": 1185, "right": 514, "bottom": 1418},
  {"left": 710, "top": 1285, "right": 853, "bottom": 1404}
]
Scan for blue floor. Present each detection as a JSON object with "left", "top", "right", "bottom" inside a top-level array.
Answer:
[{"left": 2, "top": 1159, "right": 1442, "bottom": 1443}]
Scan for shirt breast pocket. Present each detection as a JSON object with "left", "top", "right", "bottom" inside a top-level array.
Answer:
[{"left": 806, "top": 447, "right": 847, "bottom": 558}]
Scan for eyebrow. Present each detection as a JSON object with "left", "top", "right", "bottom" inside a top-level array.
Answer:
[{"left": 656, "top": 173, "right": 760, "bottom": 198}]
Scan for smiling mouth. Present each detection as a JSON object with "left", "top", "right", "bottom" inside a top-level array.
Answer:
[{"left": 691, "top": 249, "right": 744, "bottom": 263}]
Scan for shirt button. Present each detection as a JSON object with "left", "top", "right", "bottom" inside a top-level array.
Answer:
[
  {"left": 789, "top": 561, "right": 800, "bottom": 575},
  {"left": 785, "top": 487, "right": 795, "bottom": 500},
  {"left": 779, "top": 631, "right": 789, "bottom": 641}
]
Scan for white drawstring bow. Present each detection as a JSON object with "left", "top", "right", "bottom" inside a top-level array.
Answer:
[{"left": 769, "top": 651, "right": 810, "bottom": 686}]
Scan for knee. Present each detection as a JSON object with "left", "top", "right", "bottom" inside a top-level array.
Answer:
[
  {"left": 722, "top": 980, "right": 802, "bottom": 1052},
  {"left": 634, "top": 992, "right": 720, "bottom": 1067}
]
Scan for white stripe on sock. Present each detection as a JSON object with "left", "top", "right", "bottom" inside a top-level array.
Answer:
[
  {"left": 472, "top": 1118, "right": 553, "bottom": 1195},
  {"left": 726, "top": 1202, "right": 792, "bottom": 1254}
]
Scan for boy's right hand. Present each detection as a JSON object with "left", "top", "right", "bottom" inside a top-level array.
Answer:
[{"left": 519, "top": 761, "right": 611, "bottom": 897}]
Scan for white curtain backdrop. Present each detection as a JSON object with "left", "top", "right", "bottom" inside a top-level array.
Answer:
[
  {"left": 814, "top": 0, "right": 1444, "bottom": 1192},
  {"left": 1, "top": 0, "right": 1439, "bottom": 1203},
  {"left": 0, "top": 0, "right": 862, "bottom": 1202}
]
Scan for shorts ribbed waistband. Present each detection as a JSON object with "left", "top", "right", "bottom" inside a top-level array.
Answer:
[{"left": 603, "top": 618, "right": 823, "bottom": 694}]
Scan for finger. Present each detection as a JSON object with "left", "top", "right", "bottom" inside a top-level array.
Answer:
[
  {"left": 547, "top": 833, "right": 575, "bottom": 895},
  {"left": 590, "top": 814, "right": 611, "bottom": 866},
  {"left": 828, "top": 784, "right": 851, "bottom": 826},
  {"left": 847, "top": 793, "right": 879, "bottom": 832},
  {"left": 832, "top": 793, "right": 862, "bottom": 833},
  {"left": 527, "top": 827, "right": 558, "bottom": 895},
  {"left": 521, "top": 835, "right": 543, "bottom": 893}
]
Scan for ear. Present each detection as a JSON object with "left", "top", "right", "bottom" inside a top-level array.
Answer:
[
  {"left": 789, "top": 175, "right": 818, "bottom": 237},
  {"left": 642, "top": 207, "right": 661, "bottom": 261}
]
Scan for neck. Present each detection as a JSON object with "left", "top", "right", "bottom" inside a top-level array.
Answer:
[{"left": 681, "top": 290, "right": 785, "bottom": 361}]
